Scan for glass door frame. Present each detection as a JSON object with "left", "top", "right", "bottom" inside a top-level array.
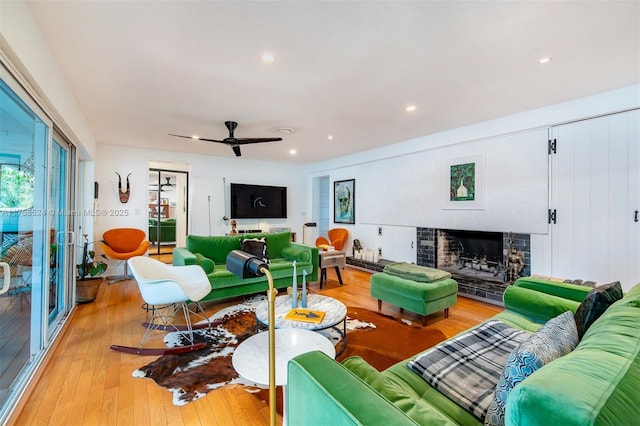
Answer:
[
  {"left": 47, "top": 131, "right": 76, "bottom": 331},
  {"left": 148, "top": 168, "right": 189, "bottom": 256},
  {"left": 0, "top": 59, "right": 77, "bottom": 424},
  {"left": 1, "top": 64, "right": 51, "bottom": 424}
]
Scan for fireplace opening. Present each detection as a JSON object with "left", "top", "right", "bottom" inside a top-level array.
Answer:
[
  {"left": 437, "top": 229, "right": 505, "bottom": 283},
  {"left": 417, "top": 227, "right": 530, "bottom": 306}
]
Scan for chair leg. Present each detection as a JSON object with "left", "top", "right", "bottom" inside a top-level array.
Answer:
[
  {"left": 377, "top": 299, "right": 382, "bottom": 311},
  {"left": 181, "top": 301, "right": 211, "bottom": 345},
  {"left": 180, "top": 302, "right": 195, "bottom": 344},
  {"left": 108, "top": 261, "right": 133, "bottom": 285},
  {"left": 140, "top": 303, "right": 180, "bottom": 345},
  {"left": 139, "top": 301, "right": 211, "bottom": 347}
]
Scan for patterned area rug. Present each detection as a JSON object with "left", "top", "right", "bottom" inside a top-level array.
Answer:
[{"left": 133, "top": 300, "right": 446, "bottom": 406}]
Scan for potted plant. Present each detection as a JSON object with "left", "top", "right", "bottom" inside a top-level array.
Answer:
[{"left": 76, "top": 234, "right": 107, "bottom": 303}]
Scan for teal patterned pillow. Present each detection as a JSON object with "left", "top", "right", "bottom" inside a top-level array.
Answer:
[{"left": 484, "top": 311, "right": 579, "bottom": 426}]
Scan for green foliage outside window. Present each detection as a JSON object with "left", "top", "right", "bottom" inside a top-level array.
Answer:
[{"left": 0, "top": 166, "right": 34, "bottom": 209}]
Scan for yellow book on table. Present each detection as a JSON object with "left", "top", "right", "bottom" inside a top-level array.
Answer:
[{"left": 285, "top": 309, "right": 326, "bottom": 324}]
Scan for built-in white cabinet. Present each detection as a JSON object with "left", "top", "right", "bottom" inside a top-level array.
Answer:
[
  {"left": 549, "top": 109, "right": 640, "bottom": 289},
  {"left": 354, "top": 224, "right": 416, "bottom": 263}
]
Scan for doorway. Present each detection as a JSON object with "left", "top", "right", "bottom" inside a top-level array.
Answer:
[
  {"left": 148, "top": 169, "right": 188, "bottom": 256},
  {"left": 317, "top": 176, "right": 330, "bottom": 239}
]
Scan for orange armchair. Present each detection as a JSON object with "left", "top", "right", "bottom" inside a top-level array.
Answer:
[
  {"left": 315, "top": 228, "right": 348, "bottom": 251},
  {"left": 101, "top": 228, "right": 150, "bottom": 284}
]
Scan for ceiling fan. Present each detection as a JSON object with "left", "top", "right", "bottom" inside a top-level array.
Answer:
[
  {"left": 149, "top": 177, "right": 174, "bottom": 191},
  {"left": 169, "top": 121, "right": 282, "bottom": 157}
]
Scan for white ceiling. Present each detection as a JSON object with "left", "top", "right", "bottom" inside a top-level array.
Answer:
[{"left": 27, "top": 1, "right": 640, "bottom": 164}]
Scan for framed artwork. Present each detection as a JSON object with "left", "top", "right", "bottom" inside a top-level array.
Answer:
[
  {"left": 443, "top": 154, "right": 486, "bottom": 210},
  {"left": 334, "top": 179, "right": 355, "bottom": 224}
]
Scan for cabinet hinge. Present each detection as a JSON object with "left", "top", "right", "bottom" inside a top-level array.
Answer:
[
  {"left": 548, "top": 209, "right": 557, "bottom": 224},
  {"left": 548, "top": 139, "right": 557, "bottom": 155}
]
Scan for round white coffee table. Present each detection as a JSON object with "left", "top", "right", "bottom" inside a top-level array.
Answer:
[
  {"left": 232, "top": 328, "right": 335, "bottom": 423},
  {"left": 254, "top": 294, "right": 348, "bottom": 355}
]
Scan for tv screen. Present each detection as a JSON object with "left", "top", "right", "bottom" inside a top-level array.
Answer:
[{"left": 230, "top": 183, "right": 287, "bottom": 219}]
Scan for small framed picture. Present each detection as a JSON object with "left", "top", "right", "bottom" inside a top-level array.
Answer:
[
  {"left": 334, "top": 179, "right": 355, "bottom": 224},
  {"left": 443, "top": 154, "right": 486, "bottom": 210}
]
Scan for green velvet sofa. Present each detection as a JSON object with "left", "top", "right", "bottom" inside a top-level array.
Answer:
[
  {"left": 173, "top": 231, "right": 318, "bottom": 302},
  {"left": 148, "top": 218, "right": 176, "bottom": 244},
  {"left": 287, "top": 277, "right": 640, "bottom": 425}
]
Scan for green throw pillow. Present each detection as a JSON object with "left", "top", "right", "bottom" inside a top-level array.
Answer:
[
  {"left": 186, "top": 235, "right": 241, "bottom": 264},
  {"left": 265, "top": 231, "right": 291, "bottom": 259},
  {"left": 193, "top": 253, "right": 215, "bottom": 274},
  {"left": 282, "top": 246, "right": 310, "bottom": 262},
  {"left": 383, "top": 262, "right": 451, "bottom": 283}
]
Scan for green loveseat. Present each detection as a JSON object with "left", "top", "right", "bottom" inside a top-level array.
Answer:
[
  {"left": 148, "top": 218, "right": 176, "bottom": 244},
  {"left": 173, "top": 231, "right": 318, "bottom": 302},
  {"left": 287, "top": 277, "right": 640, "bottom": 425}
]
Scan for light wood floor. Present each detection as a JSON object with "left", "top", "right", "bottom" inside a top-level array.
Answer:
[{"left": 8, "top": 266, "right": 502, "bottom": 426}]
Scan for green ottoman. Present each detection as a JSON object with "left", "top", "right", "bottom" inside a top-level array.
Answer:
[{"left": 370, "top": 271, "right": 458, "bottom": 326}]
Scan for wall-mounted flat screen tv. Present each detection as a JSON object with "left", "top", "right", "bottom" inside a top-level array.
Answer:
[{"left": 230, "top": 183, "right": 287, "bottom": 219}]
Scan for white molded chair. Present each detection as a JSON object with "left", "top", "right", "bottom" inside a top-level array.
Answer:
[{"left": 127, "top": 256, "right": 211, "bottom": 348}]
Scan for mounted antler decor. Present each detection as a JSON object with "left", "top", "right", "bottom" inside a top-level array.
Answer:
[{"left": 116, "top": 172, "right": 131, "bottom": 203}]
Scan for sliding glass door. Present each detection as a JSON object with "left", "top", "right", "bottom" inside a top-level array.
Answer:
[
  {"left": 48, "top": 135, "right": 74, "bottom": 328},
  {"left": 0, "top": 77, "right": 48, "bottom": 419},
  {"left": 0, "top": 73, "right": 76, "bottom": 422}
]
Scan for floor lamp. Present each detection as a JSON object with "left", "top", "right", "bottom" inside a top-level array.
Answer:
[{"left": 226, "top": 250, "right": 277, "bottom": 426}]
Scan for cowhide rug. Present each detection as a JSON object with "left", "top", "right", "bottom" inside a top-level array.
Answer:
[{"left": 133, "top": 300, "right": 446, "bottom": 406}]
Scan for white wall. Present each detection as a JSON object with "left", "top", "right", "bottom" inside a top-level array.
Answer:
[
  {"left": 0, "top": 1, "right": 98, "bottom": 159},
  {"left": 308, "top": 85, "right": 640, "bottom": 272},
  {"left": 94, "top": 145, "right": 308, "bottom": 274},
  {"left": 1, "top": 1, "right": 100, "bottom": 244},
  {"left": 357, "top": 128, "right": 549, "bottom": 232}
]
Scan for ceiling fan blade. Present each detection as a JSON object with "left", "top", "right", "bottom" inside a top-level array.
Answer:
[
  {"left": 170, "top": 122, "right": 283, "bottom": 157},
  {"left": 168, "top": 133, "right": 196, "bottom": 139},
  {"left": 168, "top": 134, "right": 225, "bottom": 143},
  {"left": 234, "top": 137, "right": 283, "bottom": 144}
]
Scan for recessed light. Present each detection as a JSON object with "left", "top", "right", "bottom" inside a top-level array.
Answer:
[
  {"left": 262, "top": 52, "right": 275, "bottom": 63},
  {"left": 538, "top": 56, "right": 552, "bottom": 64},
  {"left": 328, "top": 135, "right": 333, "bottom": 140},
  {"left": 289, "top": 149, "right": 297, "bottom": 155},
  {"left": 277, "top": 127, "right": 293, "bottom": 134},
  {"left": 405, "top": 105, "right": 417, "bottom": 112}
]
